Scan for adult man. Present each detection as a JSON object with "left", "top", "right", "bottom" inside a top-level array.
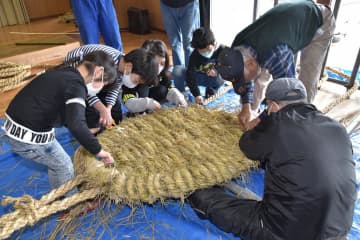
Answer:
[
  {"left": 160, "top": 0, "right": 200, "bottom": 67},
  {"left": 71, "top": 0, "right": 123, "bottom": 51},
  {"left": 216, "top": 0, "right": 335, "bottom": 129},
  {"left": 188, "top": 78, "right": 356, "bottom": 240}
]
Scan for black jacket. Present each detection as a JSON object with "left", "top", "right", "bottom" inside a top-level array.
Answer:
[
  {"left": 187, "top": 46, "right": 224, "bottom": 97},
  {"left": 239, "top": 103, "right": 356, "bottom": 240},
  {"left": 6, "top": 67, "right": 102, "bottom": 154}
]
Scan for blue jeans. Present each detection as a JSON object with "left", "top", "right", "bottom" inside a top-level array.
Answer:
[
  {"left": 71, "top": 0, "right": 123, "bottom": 51},
  {"left": 196, "top": 73, "right": 223, "bottom": 90},
  {"left": 160, "top": 0, "right": 200, "bottom": 67},
  {"left": 170, "top": 66, "right": 223, "bottom": 93},
  {"left": 5, "top": 136, "right": 77, "bottom": 196},
  {"left": 171, "top": 65, "right": 187, "bottom": 92}
]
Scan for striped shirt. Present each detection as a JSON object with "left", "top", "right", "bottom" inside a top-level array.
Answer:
[
  {"left": 261, "top": 44, "right": 295, "bottom": 79},
  {"left": 64, "top": 44, "right": 124, "bottom": 106},
  {"left": 241, "top": 44, "right": 295, "bottom": 104}
]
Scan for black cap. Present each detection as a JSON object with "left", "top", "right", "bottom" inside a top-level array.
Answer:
[
  {"left": 265, "top": 78, "right": 307, "bottom": 101},
  {"left": 216, "top": 47, "right": 245, "bottom": 94}
]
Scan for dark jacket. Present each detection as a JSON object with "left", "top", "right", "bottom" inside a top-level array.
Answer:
[
  {"left": 187, "top": 46, "right": 224, "bottom": 97},
  {"left": 6, "top": 67, "right": 101, "bottom": 154},
  {"left": 239, "top": 103, "right": 356, "bottom": 240}
]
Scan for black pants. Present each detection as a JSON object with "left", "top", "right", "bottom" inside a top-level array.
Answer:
[
  {"left": 86, "top": 91, "right": 122, "bottom": 129},
  {"left": 187, "top": 186, "right": 273, "bottom": 240}
]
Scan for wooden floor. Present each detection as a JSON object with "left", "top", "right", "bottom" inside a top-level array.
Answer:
[
  {"left": 0, "top": 17, "right": 358, "bottom": 132},
  {"left": 0, "top": 17, "right": 169, "bottom": 59},
  {"left": 0, "top": 17, "right": 170, "bottom": 117},
  {"left": 314, "top": 81, "right": 360, "bottom": 133}
]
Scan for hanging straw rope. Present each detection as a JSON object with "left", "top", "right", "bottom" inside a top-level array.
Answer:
[{"left": 0, "top": 62, "right": 56, "bottom": 93}]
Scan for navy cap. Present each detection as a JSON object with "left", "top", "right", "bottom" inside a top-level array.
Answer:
[
  {"left": 216, "top": 47, "right": 245, "bottom": 94},
  {"left": 265, "top": 78, "right": 307, "bottom": 101}
]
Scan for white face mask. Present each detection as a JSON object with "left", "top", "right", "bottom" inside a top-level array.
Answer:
[
  {"left": 158, "top": 64, "right": 164, "bottom": 74},
  {"left": 86, "top": 71, "right": 103, "bottom": 96},
  {"left": 199, "top": 49, "right": 214, "bottom": 59},
  {"left": 122, "top": 74, "right": 137, "bottom": 88},
  {"left": 86, "top": 82, "right": 102, "bottom": 97}
]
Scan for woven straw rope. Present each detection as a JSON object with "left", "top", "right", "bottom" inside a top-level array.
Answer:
[
  {"left": 0, "top": 176, "right": 101, "bottom": 239},
  {"left": 74, "top": 105, "right": 256, "bottom": 204},
  {"left": 0, "top": 62, "right": 55, "bottom": 93},
  {"left": 203, "top": 83, "right": 233, "bottom": 106},
  {"left": 0, "top": 62, "right": 31, "bottom": 93},
  {"left": 322, "top": 67, "right": 359, "bottom": 114}
]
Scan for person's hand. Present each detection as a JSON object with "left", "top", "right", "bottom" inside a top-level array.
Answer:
[
  {"left": 238, "top": 103, "right": 252, "bottom": 128},
  {"left": 166, "top": 88, "right": 188, "bottom": 107},
  {"left": 195, "top": 96, "right": 204, "bottom": 105},
  {"left": 178, "top": 97, "right": 188, "bottom": 107},
  {"left": 207, "top": 69, "right": 217, "bottom": 77},
  {"left": 99, "top": 105, "right": 113, "bottom": 127},
  {"left": 150, "top": 99, "right": 161, "bottom": 110},
  {"left": 175, "top": 92, "right": 188, "bottom": 107},
  {"left": 96, "top": 149, "right": 115, "bottom": 167},
  {"left": 244, "top": 117, "right": 261, "bottom": 131}
]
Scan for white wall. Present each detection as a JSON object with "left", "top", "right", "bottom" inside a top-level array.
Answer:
[
  {"left": 210, "top": 0, "right": 254, "bottom": 46},
  {"left": 210, "top": 0, "right": 294, "bottom": 47}
]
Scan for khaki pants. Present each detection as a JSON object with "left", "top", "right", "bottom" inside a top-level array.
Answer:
[
  {"left": 299, "top": 4, "right": 336, "bottom": 103},
  {"left": 251, "top": 4, "right": 335, "bottom": 110}
]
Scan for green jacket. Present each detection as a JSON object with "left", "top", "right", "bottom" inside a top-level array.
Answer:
[{"left": 231, "top": 0, "right": 323, "bottom": 62}]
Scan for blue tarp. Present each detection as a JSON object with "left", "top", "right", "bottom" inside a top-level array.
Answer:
[
  {"left": 326, "top": 69, "right": 360, "bottom": 85},
  {"left": 0, "top": 89, "right": 359, "bottom": 239}
]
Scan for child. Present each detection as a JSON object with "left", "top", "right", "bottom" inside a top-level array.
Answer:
[
  {"left": 187, "top": 27, "right": 224, "bottom": 105},
  {"left": 143, "top": 40, "right": 187, "bottom": 107},
  {"left": 2, "top": 51, "right": 116, "bottom": 195},
  {"left": 122, "top": 40, "right": 187, "bottom": 116},
  {"left": 65, "top": 45, "right": 158, "bottom": 133}
]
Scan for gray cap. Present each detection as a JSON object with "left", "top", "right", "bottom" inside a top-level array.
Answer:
[{"left": 265, "top": 78, "right": 307, "bottom": 101}]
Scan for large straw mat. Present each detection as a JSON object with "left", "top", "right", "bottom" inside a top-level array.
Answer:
[{"left": 74, "top": 105, "right": 257, "bottom": 204}]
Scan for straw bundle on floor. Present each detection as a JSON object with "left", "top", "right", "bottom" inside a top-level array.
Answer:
[
  {"left": 0, "top": 62, "right": 32, "bottom": 93},
  {"left": 74, "top": 104, "right": 257, "bottom": 204}
]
